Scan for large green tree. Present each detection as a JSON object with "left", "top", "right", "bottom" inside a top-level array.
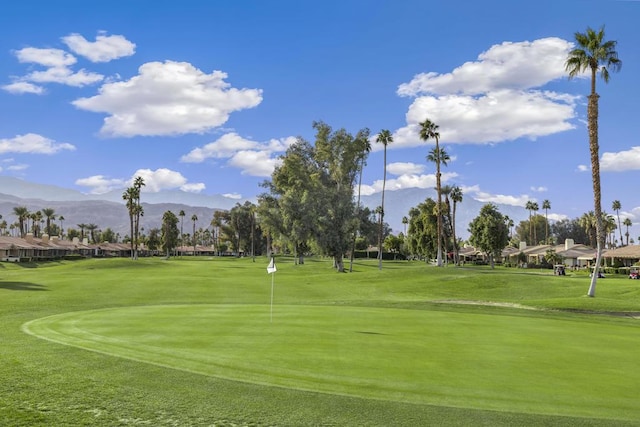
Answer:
[
  {"left": 376, "top": 129, "right": 393, "bottom": 270},
  {"left": 419, "top": 119, "right": 444, "bottom": 267},
  {"left": 161, "top": 210, "right": 180, "bottom": 257},
  {"left": 407, "top": 198, "right": 438, "bottom": 261},
  {"left": 468, "top": 204, "right": 509, "bottom": 269},
  {"left": 566, "top": 26, "right": 621, "bottom": 297},
  {"left": 267, "top": 122, "right": 365, "bottom": 272}
]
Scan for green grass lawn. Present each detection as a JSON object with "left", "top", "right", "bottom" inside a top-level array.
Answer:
[{"left": 2, "top": 256, "right": 640, "bottom": 426}]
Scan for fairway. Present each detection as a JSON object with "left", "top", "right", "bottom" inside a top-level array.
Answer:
[{"left": 23, "top": 303, "right": 640, "bottom": 419}]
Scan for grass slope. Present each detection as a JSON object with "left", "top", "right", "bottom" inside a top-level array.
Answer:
[{"left": 2, "top": 257, "right": 640, "bottom": 426}]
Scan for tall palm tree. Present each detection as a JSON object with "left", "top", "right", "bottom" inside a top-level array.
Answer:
[
  {"left": 402, "top": 216, "right": 408, "bottom": 236},
  {"left": 42, "top": 207, "right": 56, "bottom": 236},
  {"left": 450, "top": 186, "right": 462, "bottom": 265},
  {"left": 441, "top": 184, "right": 454, "bottom": 265},
  {"left": 603, "top": 213, "right": 616, "bottom": 248},
  {"left": 179, "top": 210, "right": 185, "bottom": 254},
  {"left": 376, "top": 129, "right": 393, "bottom": 270},
  {"left": 579, "top": 211, "right": 597, "bottom": 248},
  {"left": 58, "top": 215, "right": 65, "bottom": 238},
  {"left": 427, "top": 146, "right": 451, "bottom": 264},
  {"left": 525, "top": 201, "right": 534, "bottom": 245},
  {"left": 623, "top": 218, "right": 632, "bottom": 246},
  {"left": 612, "top": 200, "right": 622, "bottom": 248},
  {"left": 77, "top": 223, "right": 88, "bottom": 241},
  {"left": 12, "top": 206, "right": 29, "bottom": 237},
  {"left": 191, "top": 214, "right": 198, "bottom": 254},
  {"left": 566, "top": 26, "right": 621, "bottom": 297},
  {"left": 542, "top": 200, "right": 551, "bottom": 244},
  {"left": 86, "top": 223, "right": 99, "bottom": 243},
  {"left": 531, "top": 202, "right": 539, "bottom": 245},
  {"left": 349, "top": 128, "right": 371, "bottom": 272},
  {"left": 419, "top": 118, "right": 444, "bottom": 267}
]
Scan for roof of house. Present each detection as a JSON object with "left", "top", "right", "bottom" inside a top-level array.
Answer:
[{"left": 603, "top": 245, "right": 640, "bottom": 260}]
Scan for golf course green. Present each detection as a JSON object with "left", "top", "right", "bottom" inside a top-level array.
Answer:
[{"left": 3, "top": 257, "right": 640, "bottom": 426}]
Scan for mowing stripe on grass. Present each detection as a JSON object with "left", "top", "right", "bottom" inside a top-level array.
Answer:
[{"left": 22, "top": 303, "right": 640, "bottom": 420}]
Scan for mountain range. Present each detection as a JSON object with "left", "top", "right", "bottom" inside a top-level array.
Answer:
[{"left": 0, "top": 176, "right": 528, "bottom": 240}]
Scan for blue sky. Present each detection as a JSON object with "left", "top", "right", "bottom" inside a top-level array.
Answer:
[{"left": 1, "top": 0, "right": 639, "bottom": 240}]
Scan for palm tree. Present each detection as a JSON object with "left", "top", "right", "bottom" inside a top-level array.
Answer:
[
  {"left": 579, "top": 211, "right": 597, "bottom": 248},
  {"left": 12, "top": 206, "right": 29, "bottom": 237},
  {"left": 623, "top": 218, "right": 632, "bottom": 246},
  {"left": 191, "top": 214, "right": 198, "bottom": 254},
  {"left": 376, "top": 129, "right": 393, "bottom": 270},
  {"left": 603, "top": 213, "right": 616, "bottom": 249},
  {"left": 531, "top": 202, "right": 539, "bottom": 244},
  {"left": 542, "top": 200, "right": 551, "bottom": 244},
  {"left": 58, "top": 215, "right": 65, "bottom": 238},
  {"left": 566, "top": 26, "right": 621, "bottom": 297},
  {"left": 349, "top": 128, "right": 371, "bottom": 272},
  {"left": 612, "top": 200, "right": 622, "bottom": 248},
  {"left": 419, "top": 119, "right": 444, "bottom": 267},
  {"left": 402, "top": 216, "right": 408, "bottom": 236},
  {"left": 42, "top": 207, "right": 56, "bottom": 236},
  {"left": 427, "top": 147, "right": 451, "bottom": 263},
  {"left": 77, "top": 223, "right": 88, "bottom": 241},
  {"left": 179, "top": 210, "right": 185, "bottom": 254},
  {"left": 525, "top": 201, "right": 534, "bottom": 245},
  {"left": 86, "top": 223, "right": 99, "bottom": 243}
]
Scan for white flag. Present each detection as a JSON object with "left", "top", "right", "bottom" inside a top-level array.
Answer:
[{"left": 267, "top": 257, "right": 277, "bottom": 274}]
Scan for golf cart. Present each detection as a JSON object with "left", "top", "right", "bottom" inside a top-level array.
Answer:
[
  {"left": 630, "top": 268, "right": 640, "bottom": 280},
  {"left": 553, "top": 264, "right": 566, "bottom": 276},
  {"left": 590, "top": 267, "right": 605, "bottom": 278}
]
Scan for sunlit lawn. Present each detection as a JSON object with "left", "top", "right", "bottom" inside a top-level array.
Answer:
[{"left": 2, "top": 256, "right": 640, "bottom": 426}]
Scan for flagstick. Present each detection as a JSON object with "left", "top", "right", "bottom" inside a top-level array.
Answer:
[{"left": 270, "top": 271, "right": 275, "bottom": 323}]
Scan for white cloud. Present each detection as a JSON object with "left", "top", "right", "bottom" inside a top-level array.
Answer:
[
  {"left": 15, "top": 47, "right": 76, "bottom": 68},
  {"left": 7, "top": 164, "right": 28, "bottom": 171},
  {"left": 601, "top": 146, "right": 640, "bottom": 172},
  {"left": 223, "top": 193, "right": 242, "bottom": 200},
  {"left": 11, "top": 46, "right": 104, "bottom": 88},
  {"left": 75, "top": 175, "right": 127, "bottom": 194},
  {"left": 73, "top": 61, "right": 263, "bottom": 137},
  {"left": 181, "top": 132, "right": 295, "bottom": 177},
  {"left": 131, "top": 168, "right": 204, "bottom": 193},
  {"left": 62, "top": 32, "right": 136, "bottom": 63},
  {"left": 392, "top": 89, "right": 576, "bottom": 148},
  {"left": 392, "top": 37, "right": 578, "bottom": 149},
  {"left": 76, "top": 168, "right": 205, "bottom": 195},
  {"left": 361, "top": 171, "right": 458, "bottom": 195},
  {"left": 548, "top": 213, "right": 569, "bottom": 222},
  {"left": 180, "top": 182, "right": 206, "bottom": 193},
  {"left": 181, "top": 133, "right": 260, "bottom": 162},
  {"left": 472, "top": 190, "right": 531, "bottom": 207},
  {"left": 26, "top": 66, "right": 103, "bottom": 87},
  {"left": 530, "top": 186, "right": 547, "bottom": 192},
  {"left": 229, "top": 150, "right": 281, "bottom": 177},
  {"left": 387, "top": 162, "right": 425, "bottom": 175},
  {"left": 0, "top": 134, "right": 75, "bottom": 154},
  {"left": 1, "top": 81, "right": 45, "bottom": 94},
  {"left": 397, "top": 37, "right": 572, "bottom": 96},
  {"left": 577, "top": 164, "right": 589, "bottom": 172}
]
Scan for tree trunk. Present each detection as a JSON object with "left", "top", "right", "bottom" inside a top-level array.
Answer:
[
  {"left": 335, "top": 254, "right": 344, "bottom": 272},
  {"left": 587, "top": 92, "right": 603, "bottom": 297},
  {"left": 435, "top": 137, "right": 443, "bottom": 267}
]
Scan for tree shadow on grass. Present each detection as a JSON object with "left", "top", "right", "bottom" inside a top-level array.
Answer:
[{"left": 0, "top": 282, "right": 47, "bottom": 291}]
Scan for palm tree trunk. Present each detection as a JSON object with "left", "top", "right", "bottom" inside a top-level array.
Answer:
[
  {"left": 349, "top": 159, "right": 365, "bottom": 272},
  {"left": 587, "top": 92, "right": 603, "bottom": 297},
  {"left": 435, "top": 138, "right": 443, "bottom": 267},
  {"left": 378, "top": 147, "right": 387, "bottom": 270}
]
